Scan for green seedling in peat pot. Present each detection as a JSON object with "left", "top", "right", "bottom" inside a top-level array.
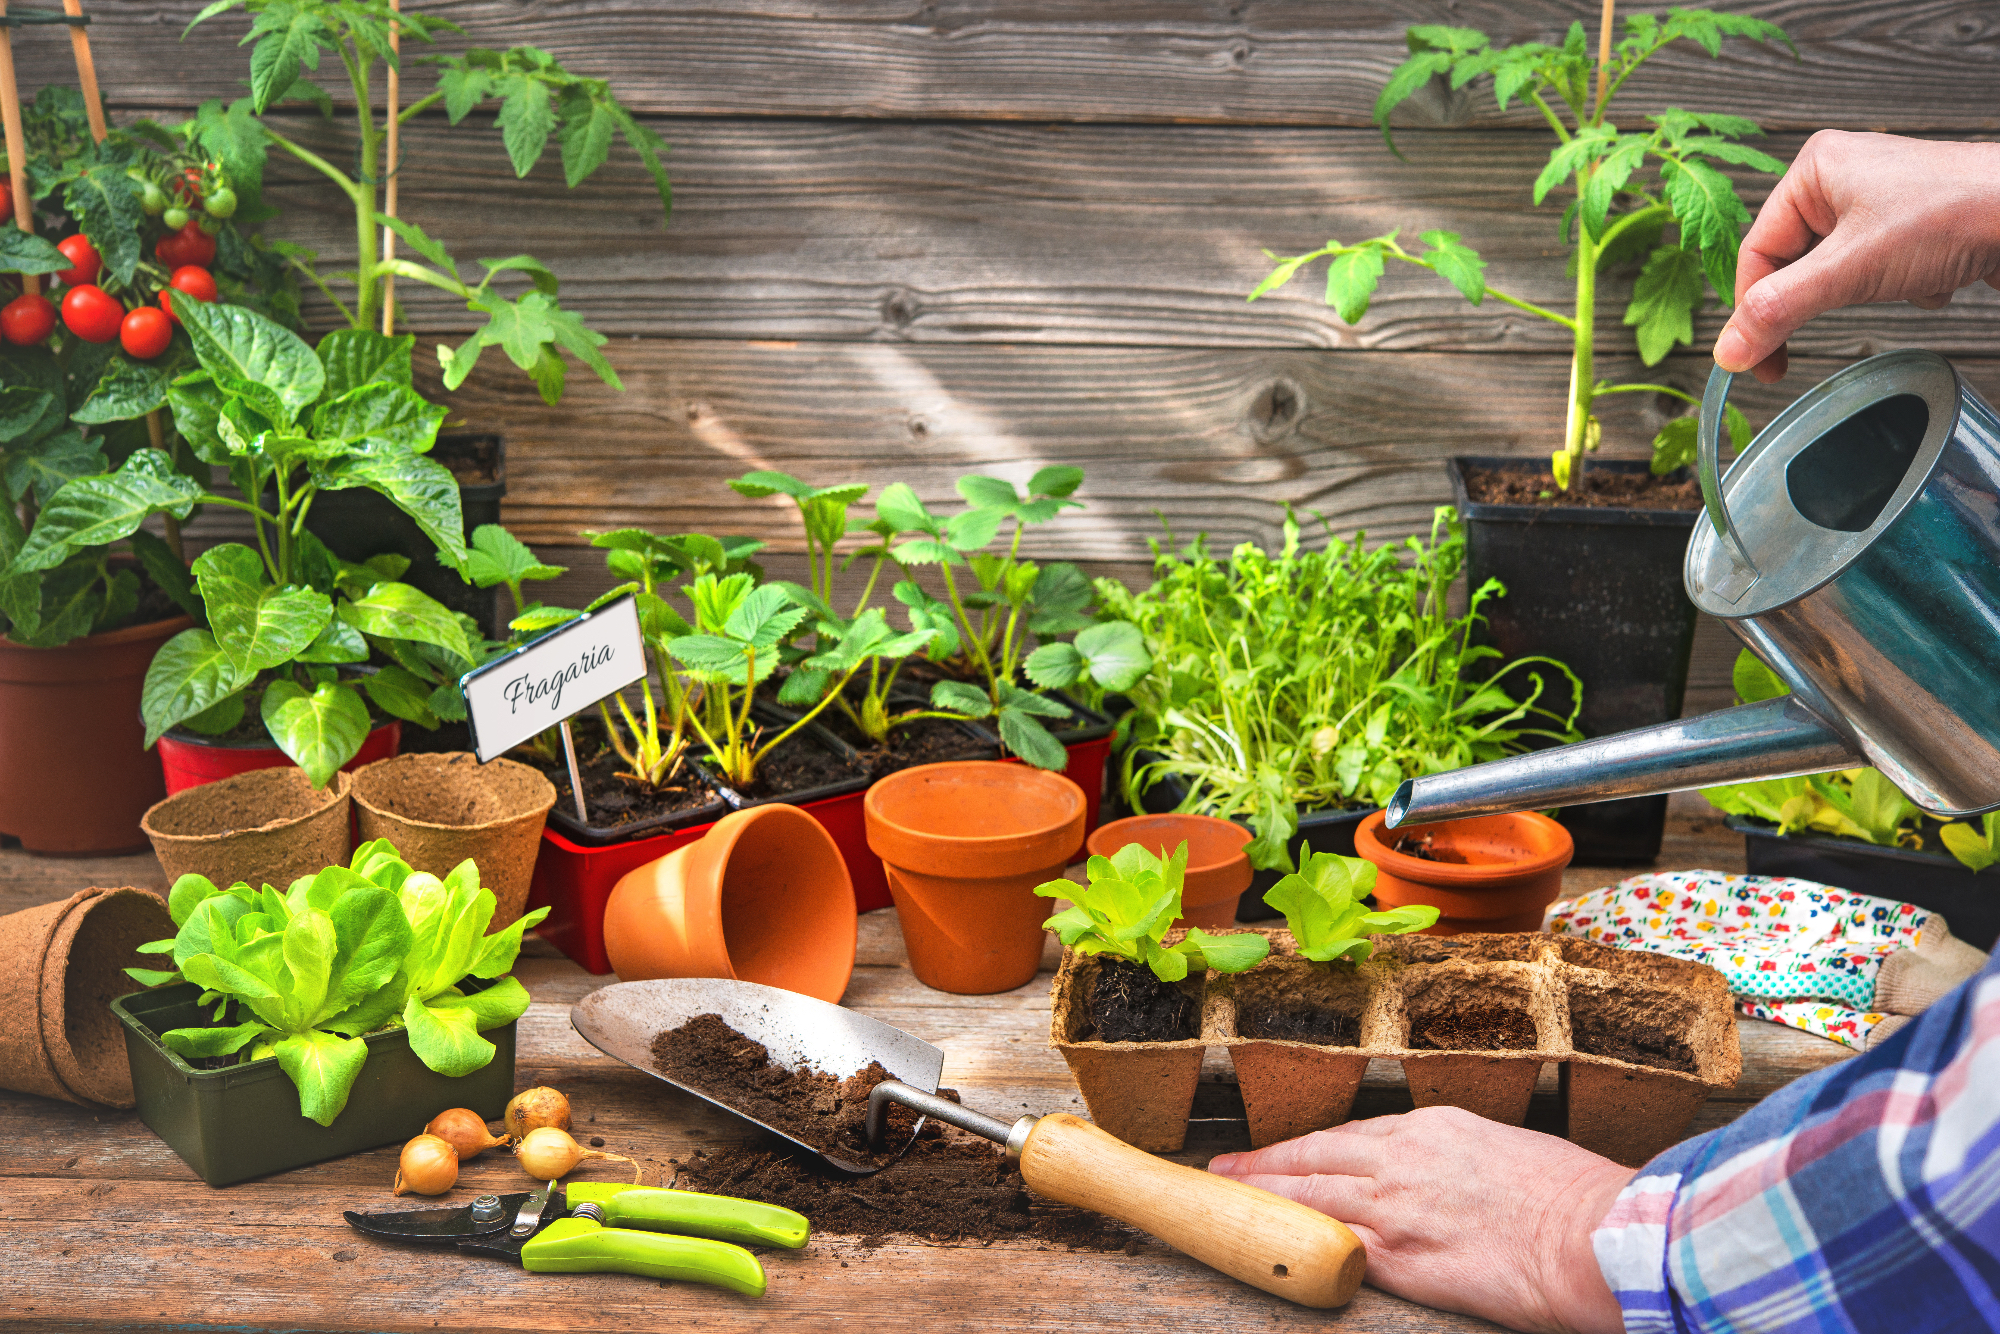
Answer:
[
  {"left": 5, "top": 301, "right": 483, "bottom": 785},
  {"left": 1247, "top": 9, "right": 1789, "bottom": 487},
  {"left": 1263, "top": 844, "right": 1438, "bottom": 963},
  {"left": 125, "top": 838, "right": 548, "bottom": 1126},
  {"left": 1034, "top": 841, "right": 1271, "bottom": 982}
]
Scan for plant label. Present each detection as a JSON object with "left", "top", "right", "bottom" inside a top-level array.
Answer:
[{"left": 460, "top": 595, "right": 647, "bottom": 763}]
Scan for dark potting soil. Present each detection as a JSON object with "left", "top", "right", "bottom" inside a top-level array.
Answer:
[
  {"left": 1571, "top": 1022, "right": 1699, "bottom": 1074},
  {"left": 1392, "top": 832, "right": 1464, "bottom": 864},
  {"left": 1087, "top": 958, "right": 1197, "bottom": 1044},
  {"left": 434, "top": 433, "right": 500, "bottom": 486},
  {"left": 535, "top": 713, "right": 716, "bottom": 830},
  {"left": 819, "top": 707, "right": 998, "bottom": 779},
  {"left": 1464, "top": 464, "right": 1703, "bottom": 511},
  {"left": 709, "top": 726, "right": 864, "bottom": 802},
  {"left": 650, "top": 1013, "right": 920, "bottom": 1169},
  {"left": 1409, "top": 1005, "right": 1539, "bottom": 1051},
  {"left": 1237, "top": 1006, "right": 1360, "bottom": 1045}
]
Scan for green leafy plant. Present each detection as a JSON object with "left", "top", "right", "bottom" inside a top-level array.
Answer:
[
  {"left": 1034, "top": 841, "right": 1271, "bottom": 981},
  {"left": 454, "top": 522, "right": 567, "bottom": 627},
  {"left": 126, "top": 837, "right": 548, "bottom": 1126},
  {"left": 1940, "top": 815, "right": 2000, "bottom": 873},
  {"left": 6, "top": 300, "right": 479, "bottom": 783},
  {"left": 1107, "top": 507, "right": 1581, "bottom": 869},
  {"left": 1248, "top": 9, "right": 1790, "bottom": 487},
  {"left": 183, "top": 0, "right": 670, "bottom": 402},
  {"left": 1262, "top": 844, "right": 1438, "bottom": 962}
]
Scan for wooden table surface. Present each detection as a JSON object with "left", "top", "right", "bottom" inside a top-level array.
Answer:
[{"left": 1, "top": 810, "right": 1853, "bottom": 1333}]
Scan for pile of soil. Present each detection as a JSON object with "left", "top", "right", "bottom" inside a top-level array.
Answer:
[
  {"left": 708, "top": 725, "right": 865, "bottom": 801},
  {"left": 1572, "top": 1023, "right": 1698, "bottom": 1074},
  {"left": 1237, "top": 1006, "right": 1359, "bottom": 1045},
  {"left": 536, "top": 714, "right": 717, "bottom": 831},
  {"left": 1087, "top": 958, "right": 1197, "bottom": 1043},
  {"left": 1464, "top": 464, "right": 1702, "bottom": 511},
  {"left": 1409, "top": 1004, "right": 1538, "bottom": 1051}
]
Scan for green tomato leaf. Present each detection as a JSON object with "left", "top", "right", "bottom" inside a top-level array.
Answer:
[
  {"left": 0, "top": 227, "right": 69, "bottom": 277},
  {"left": 1624, "top": 244, "right": 1704, "bottom": 366},
  {"left": 1325, "top": 244, "right": 1386, "bottom": 324},
  {"left": 64, "top": 164, "right": 144, "bottom": 286},
  {"left": 1418, "top": 230, "right": 1486, "bottom": 304},
  {"left": 496, "top": 75, "right": 554, "bottom": 178}
]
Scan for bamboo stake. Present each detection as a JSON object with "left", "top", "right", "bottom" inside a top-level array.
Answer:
[
  {"left": 0, "top": 2, "right": 38, "bottom": 297},
  {"left": 1594, "top": 0, "right": 1616, "bottom": 119},
  {"left": 62, "top": 0, "right": 104, "bottom": 142},
  {"left": 380, "top": 0, "right": 399, "bottom": 335}
]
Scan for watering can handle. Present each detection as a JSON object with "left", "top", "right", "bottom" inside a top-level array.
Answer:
[{"left": 1698, "top": 363, "right": 1760, "bottom": 573}]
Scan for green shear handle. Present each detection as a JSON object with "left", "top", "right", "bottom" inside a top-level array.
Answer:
[
  {"left": 521, "top": 1217, "right": 767, "bottom": 1297},
  {"left": 563, "top": 1182, "right": 810, "bottom": 1250}
]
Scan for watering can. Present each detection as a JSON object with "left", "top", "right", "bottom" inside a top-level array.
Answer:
[{"left": 1390, "top": 348, "right": 2000, "bottom": 829}]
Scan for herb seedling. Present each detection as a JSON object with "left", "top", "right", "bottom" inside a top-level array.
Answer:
[
  {"left": 1262, "top": 844, "right": 1438, "bottom": 963},
  {"left": 1248, "top": 9, "right": 1790, "bottom": 486},
  {"left": 1034, "top": 841, "right": 1271, "bottom": 981}
]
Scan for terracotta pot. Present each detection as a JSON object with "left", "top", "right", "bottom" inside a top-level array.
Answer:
[
  {"left": 350, "top": 753, "right": 556, "bottom": 929},
  {"left": 1086, "top": 813, "right": 1251, "bottom": 931},
  {"left": 865, "top": 761, "right": 1085, "bottom": 995},
  {"left": 528, "top": 821, "right": 722, "bottom": 976},
  {"left": 157, "top": 720, "right": 401, "bottom": 795},
  {"left": 0, "top": 616, "right": 191, "bottom": 854},
  {"left": 141, "top": 768, "right": 353, "bottom": 891},
  {"left": 0, "top": 887, "right": 172, "bottom": 1106},
  {"left": 1354, "top": 809, "right": 1573, "bottom": 935},
  {"left": 602, "top": 804, "right": 857, "bottom": 1004}
]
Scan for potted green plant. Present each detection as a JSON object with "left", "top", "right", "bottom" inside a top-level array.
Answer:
[
  {"left": 1248, "top": 8, "right": 1793, "bottom": 862},
  {"left": 1702, "top": 651, "right": 2000, "bottom": 949},
  {"left": 113, "top": 838, "right": 548, "bottom": 1186},
  {"left": 1106, "top": 506, "right": 1579, "bottom": 919},
  {"left": 1038, "top": 840, "right": 1269, "bottom": 1151}
]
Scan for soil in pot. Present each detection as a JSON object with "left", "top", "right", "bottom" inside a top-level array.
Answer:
[
  {"left": 1461, "top": 464, "right": 1702, "bottom": 510},
  {"left": 1086, "top": 958, "right": 1199, "bottom": 1043},
  {"left": 818, "top": 708, "right": 999, "bottom": 779},
  {"left": 1567, "top": 988, "right": 1699, "bottom": 1074},
  {"left": 1408, "top": 1005, "right": 1539, "bottom": 1051},
  {"left": 1238, "top": 1006, "right": 1359, "bottom": 1045},
  {"left": 708, "top": 726, "right": 865, "bottom": 802},
  {"left": 533, "top": 714, "right": 718, "bottom": 833}
]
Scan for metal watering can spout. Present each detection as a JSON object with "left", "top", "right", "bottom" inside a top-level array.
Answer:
[{"left": 1393, "top": 350, "right": 2000, "bottom": 830}]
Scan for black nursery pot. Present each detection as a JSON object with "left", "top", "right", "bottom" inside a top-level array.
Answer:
[
  {"left": 1449, "top": 457, "right": 1699, "bottom": 865},
  {"left": 1729, "top": 815, "right": 2000, "bottom": 951}
]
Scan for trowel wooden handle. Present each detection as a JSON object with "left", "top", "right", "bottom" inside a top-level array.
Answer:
[{"left": 1017, "top": 1114, "right": 1366, "bottom": 1308}]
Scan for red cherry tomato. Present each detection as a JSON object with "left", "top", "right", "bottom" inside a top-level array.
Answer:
[
  {"left": 159, "top": 265, "right": 218, "bottom": 323},
  {"left": 55, "top": 234, "right": 100, "bottom": 287},
  {"left": 0, "top": 292, "right": 55, "bottom": 345},
  {"left": 119, "top": 305, "right": 172, "bottom": 360},
  {"left": 60, "top": 284, "right": 123, "bottom": 343},
  {"left": 0, "top": 189, "right": 14, "bottom": 225},
  {"left": 154, "top": 220, "right": 216, "bottom": 269}
]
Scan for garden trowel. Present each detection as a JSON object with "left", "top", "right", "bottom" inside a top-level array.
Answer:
[{"left": 572, "top": 977, "right": 1366, "bottom": 1309}]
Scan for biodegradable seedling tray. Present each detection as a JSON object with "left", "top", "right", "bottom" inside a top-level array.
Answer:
[{"left": 1049, "top": 947, "right": 1209, "bottom": 1153}]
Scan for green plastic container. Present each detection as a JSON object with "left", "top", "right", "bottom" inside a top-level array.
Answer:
[{"left": 112, "top": 981, "right": 517, "bottom": 1187}]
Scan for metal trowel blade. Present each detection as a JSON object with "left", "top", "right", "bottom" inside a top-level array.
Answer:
[{"left": 570, "top": 978, "right": 946, "bottom": 1175}]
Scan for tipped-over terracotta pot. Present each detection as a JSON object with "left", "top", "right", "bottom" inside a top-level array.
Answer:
[
  {"left": 350, "top": 753, "right": 556, "bottom": 929},
  {"left": 140, "top": 767, "right": 352, "bottom": 892},
  {"left": 1353, "top": 809, "right": 1573, "bottom": 935},
  {"left": 601, "top": 804, "right": 857, "bottom": 1004},
  {"left": 865, "top": 761, "right": 1086, "bottom": 995},
  {"left": 1086, "top": 813, "right": 1251, "bottom": 931}
]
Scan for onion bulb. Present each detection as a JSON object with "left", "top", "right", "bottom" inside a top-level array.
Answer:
[
  {"left": 514, "top": 1126, "right": 639, "bottom": 1183},
  {"left": 424, "top": 1107, "right": 509, "bottom": 1161},
  {"left": 394, "top": 1134, "right": 460, "bottom": 1196},
  {"left": 503, "top": 1085, "right": 571, "bottom": 1139}
]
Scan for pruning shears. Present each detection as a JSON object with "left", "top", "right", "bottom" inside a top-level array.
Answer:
[{"left": 344, "top": 1181, "right": 809, "bottom": 1297}]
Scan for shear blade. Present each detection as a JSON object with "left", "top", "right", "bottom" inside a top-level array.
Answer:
[{"left": 345, "top": 1192, "right": 537, "bottom": 1242}]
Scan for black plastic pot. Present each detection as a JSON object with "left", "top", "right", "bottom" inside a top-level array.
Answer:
[
  {"left": 1728, "top": 815, "right": 2000, "bottom": 951},
  {"left": 112, "top": 979, "right": 517, "bottom": 1187},
  {"left": 704, "top": 703, "right": 872, "bottom": 810},
  {"left": 1449, "top": 457, "right": 1700, "bottom": 865},
  {"left": 304, "top": 432, "right": 507, "bottom": 639},
  {"left": 541, "top": 712, "right": 729, "bottom": 848}
]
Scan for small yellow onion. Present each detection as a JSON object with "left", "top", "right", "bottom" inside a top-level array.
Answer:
[
  {"left": 394, "top": 1134, "right": 459, "bottom": 1196},
  {"left": 503, "top": 1085, "right": 572, "bottom": 1139},
  {"left": 424, "top": 1107, "right": 509, "bottom": 1161},
  {"left": 515, "top": 1126, "right": 639, "bottom": 1183}
]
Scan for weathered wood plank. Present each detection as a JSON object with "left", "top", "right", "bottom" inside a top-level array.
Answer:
[{"left": 18, "top": 1, "right": 1995, "bottom": 133}]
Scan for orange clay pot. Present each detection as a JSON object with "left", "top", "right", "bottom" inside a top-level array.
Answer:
[
  {"left": 601, "top": 804, "right": 857, "bottom": 1004},
  {"left": 1353, "top": 809, "right": 1573, "bottom": 935},
  {"left": 864, "top": 761, "right": 1086, "bottom": 995},
  {"left": 1085, "top": 813, "right": 1251, "bottom": 931}
]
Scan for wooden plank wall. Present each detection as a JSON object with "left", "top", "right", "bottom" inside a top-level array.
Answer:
[{"left": 22, "top": 2, "right": 2000, "bottom": 712}]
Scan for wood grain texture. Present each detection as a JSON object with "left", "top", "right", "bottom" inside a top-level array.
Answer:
[{"left": 15, "top": 1, "right": 1996, "bottom": 132}]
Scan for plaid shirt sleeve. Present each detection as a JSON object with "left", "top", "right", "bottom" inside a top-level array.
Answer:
[{"left": 1592, "top": 948, "right": 2000, "bottom": 1332}]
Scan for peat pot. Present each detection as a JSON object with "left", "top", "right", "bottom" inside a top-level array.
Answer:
[
  {"left": 350, "top": 753, "right": 556, "bottom": 929},
  {"left": 865, "top": 761, "right": 1086, "bottom": 995},
  {"left": 141, "top": 768, "right": 352, "bottom": 891},
  {"left": 1354, "top": 809, "right": 1574, "bottom": 936},
  {"left": 0, "top": 615, "right": 190, "bottom": 854},
  {"left": 1086, "top": 813, "right": 1251, "bottom": 931},
  {"left": 602, "top": 804, "right": 858, "bottom": 1004},
  {"left": 157, "top": 721, "right": 400, "bottom": 795},
  {"left": 1048, "top": 945, "right": 1207, "bottom": 1153},
  {"left": 1449, "top": 457, "right": 1700, "bottom": 864}
]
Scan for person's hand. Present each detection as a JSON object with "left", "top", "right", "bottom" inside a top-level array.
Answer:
[
  {"left": 1717, "top": 131, "right": 2000, "bottom": 382},
  {"left": 1208, "top": 1106, "right": 1631, "bottom": 1333}
]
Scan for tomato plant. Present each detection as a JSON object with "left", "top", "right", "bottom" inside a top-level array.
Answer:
[
  {"left": 154, "top": 221, "right": 216, "bottom": 269},
  {"left": 0, "top": 292, "right": 55, "bottom": 345},
  {"left": 118, "top": 305, "right": 172, "bottom": 359},
  {"left": 55, "top": 234, "right": 100, "bottom": 287},
  {"left": 59, "top": 284, "right": 122, "bottom": 343},
  {"left": 159, "top": 265, "right": 217, "bottom": 322}
]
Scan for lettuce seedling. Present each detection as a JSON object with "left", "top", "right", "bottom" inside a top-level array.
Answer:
[
  {"left": 126, "top": 839, "right": 548, "bottom": 1126},
  {"left": 1263, "top": 844, "right": 1438, "bottom": 963},
  {"left": 1034, "top": 841, "right": 1270, "bottom": 981}
]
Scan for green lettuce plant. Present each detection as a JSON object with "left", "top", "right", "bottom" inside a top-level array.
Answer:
[
  {"left": 1248, "top": 9, "right": 1790, "bottom": 487},
  {"left": 1034, "top": 841, "right": 1271, "bottom": 981},
  {"left": 1263, "top": 844, "right": 1438, "bottom": 962},
  {"left": 126, "top": 838, "right": 548, "bottom": 1126}
]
